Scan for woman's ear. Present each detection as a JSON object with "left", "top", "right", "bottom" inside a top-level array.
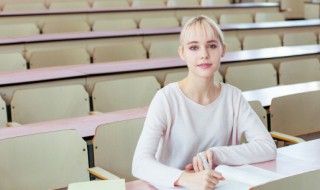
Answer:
[
  {"left": 221, "top": 44, "right": 227, "bottom": 58},
  {"left": 178, "top": 46, "right": 185, "bottom": 61}
]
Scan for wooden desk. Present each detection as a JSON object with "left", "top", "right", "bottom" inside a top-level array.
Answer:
[
  {"left": 277, "top": 139, "right": 320, "bottom": 165},
  {"left": 0, "top": 45, "right": 318, "bottom": 87},
  {"left": 2, "top": 81, "right": 319, "bottom": 134},
  {"left": 0, "top": 45, "right": 319, "bottom": 104},
  {"left": 242, "top": 81, "right": 320, "bottom": 107},
  {"left": 0, "top": 107, "right": 148, "bottom": 140},
  {"left": 0, "top": 3, "right": 279, "bottom": 26},
  {"left": 126, "top": 139, "right": 320, "bottom": 189},
  {"left": 0, "top": 19, "right": 318, "bottom": 48},
  {"left": 305, "top": 1, "right": 320, "bottom": 19}
]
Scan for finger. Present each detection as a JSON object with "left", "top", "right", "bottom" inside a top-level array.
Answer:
[
  {"left": 206, "top": 150, "right": 214, "bottom": 169},
  {"left": 210, "top": 170, "right": 224, "bottom": 181},
  {"left": 193, "top": 156, "right": 200, "bottom": 172},
  {"left": 208, "top": 176, "right": 220, "bottom": 186},
  {"left": 197, "top": 154, "right": 205, "bottom": 171},
  {"left": 204, "top": 172, "right": 220, "bottom": 188},
  {"left": 207, "top": 178, "right": 219, "bottom": 188},
  {"left": 185, "top": 163, "right": 193, "bottom": 171}
]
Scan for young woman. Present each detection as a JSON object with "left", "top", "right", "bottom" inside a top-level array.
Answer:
[{"left": 132, "top": 15, "right": 276, "bottom": 190}]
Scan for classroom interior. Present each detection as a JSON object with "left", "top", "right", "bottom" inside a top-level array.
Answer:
[{"left": 0, "top": 0, "right": 319, "bottom": 189}]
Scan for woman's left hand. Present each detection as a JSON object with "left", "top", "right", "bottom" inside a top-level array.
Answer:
[{"left": 187, "top": 150, "right": 215, "bottom": 172}]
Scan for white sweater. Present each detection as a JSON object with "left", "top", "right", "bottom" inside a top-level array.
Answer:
[{"left": 132, "top": 82, "right": 276, "bottom": 188}]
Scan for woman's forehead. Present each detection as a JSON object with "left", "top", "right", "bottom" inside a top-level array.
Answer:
[{"left": 183, "top": 28, "right": 217, "bottom": 44}]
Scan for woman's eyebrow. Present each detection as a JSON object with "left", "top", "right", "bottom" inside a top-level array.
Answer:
[
  {"left": 187, "top": 41, "right": 199, "bottom": 45},
  {"left": 207, "top": 40, "right": 218, "bottom": 43},
  {"left": 186, "top": 40, "right": 218, "bottom": 45}
]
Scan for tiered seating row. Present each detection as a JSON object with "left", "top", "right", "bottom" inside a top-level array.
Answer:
[
  {"left": 0, "top": 108, "right": 148, "bottom": 189},
  {"left": 0, "top": 19, "right": 319, "bottom": 72},
  {"left": 0, "top": 2, "right": 280, "bottom": 36},
  {"left": 0, "top": 76, "right": 158, "bottom": 125},
  {"left": 1, "top": 117, "right": 320, "bottom": 190},
  {"left": 0, "top": 0, "right": 275, "bottom": 12},
  {"left": 0, "top": 12, "right": 288, "bottom": 37},
  {"left": 0, "top": 45, "right": 319, "bottom": 127}
]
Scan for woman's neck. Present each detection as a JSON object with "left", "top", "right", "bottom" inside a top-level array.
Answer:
[{"left": 178, "top": 75, "right": 221, "bottom": 105}]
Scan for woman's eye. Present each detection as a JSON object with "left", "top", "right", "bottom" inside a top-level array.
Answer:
[
  {"left": 209, "top": 44, "right": 217, "bottom": 49},
  {"left": 189, "top": 46, "right": 198, "bottom": 50}
]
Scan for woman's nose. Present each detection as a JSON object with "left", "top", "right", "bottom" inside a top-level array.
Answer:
[{"left": 200, "top": 48, "right": 209, "bottom": 59}]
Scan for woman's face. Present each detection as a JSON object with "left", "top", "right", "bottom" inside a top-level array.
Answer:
[{"left": 179, "top": 27, "right": 225, "bottom": 80}]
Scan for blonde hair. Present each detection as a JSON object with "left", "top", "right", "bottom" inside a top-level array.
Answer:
[{"left": 180, "top": 15, "right": 224, "bottom": 48}]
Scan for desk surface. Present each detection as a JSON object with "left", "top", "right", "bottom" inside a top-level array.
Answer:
[
  {"left": 0, "top": 3, "right": 278, "bottom": 17},
  {"left": 305, "top": 1, "right": 320, "bottom": 4},
  {"left": 126, "top": 139, "right": 320, "bottom": 190},
  {"left": 0, "top": 19, "right": 318, "bottom": 45},
  {"left": 0, "top": 107, "right": 148, "bottom": 140},
  {"left": 1, "top": 45, "right": 319, "bottom": 87},
  {"left": 243, "top": 80, "right": 320, "bottom": 107},
  {"left": 1, "top": 80, "right": 319, "bottom": 136}
]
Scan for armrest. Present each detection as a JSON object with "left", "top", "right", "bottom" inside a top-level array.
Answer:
[
  {"left": 270, "top": 131, "right": 305, "bottom": 144},
  {"left": 87, "top": 167, "right": 120, "bottom": 180},
  {"left": 6, "top": 122, "right": 22, "bottom": 127}
]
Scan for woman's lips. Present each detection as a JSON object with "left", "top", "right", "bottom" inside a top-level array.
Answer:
[{"left": 197, "top": 63, "right": 212, "bottom": 69}]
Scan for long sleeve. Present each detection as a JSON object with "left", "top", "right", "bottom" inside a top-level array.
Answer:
[
  {"left": 132, "top": 83, "right": 277, "bottom": 188},
  {"left": 210, "top": 90, "right": 276, "bottom": 166},
  {"left": 132, "top": 91, "right": 183, "bottom": 187}
]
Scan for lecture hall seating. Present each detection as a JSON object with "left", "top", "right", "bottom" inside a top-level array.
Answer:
[
  {"left": 0, "top": 20, "right": 317, "bottom": 72},
  {"left": 0, "top": 53, "right": 26, "bottom": 72},
  {"left": 0, "top": 45, "right": 319, "bottom": 107},
  {"left": 0, "top": 23, "right": 40, "bottom": 38},
  {"left": 278, "top": 58, "right": 320, "bottom": 85},
  {"left": 248, "top": 101, "right": 268, "bottom": 127},
  {"left": 92, "top": 18, "right": 137, "bottom": 31},
  {"left": 224, "top": 36, "right": 242, "bottom": 52},
  {"left": 219, "top": 13, "right": 253, "bottom": 24},
  {"left": 92, "top": 76, "right": 160, "bottom": 112},
  {"left": 0, "top": 2, "right": 280, "bottom": 27},
  {"left": 0, "top": 2, "right": 320, "bottom": 189},
  {"left": 29, "top": 47, "right": 91, "bottom": 68},
  {"left": 42, "top": 20, "right": 91, "bottom": 34},
  {"left": 305, "top": 1, "right": 320, "bottom": 19},
  {"left": 242, "top": 34, "right": 281, "bottom": 50},
  {"left": 0, "top": 20, "right": 317, "bottom": 60},
  {"left": 10, "top": 84, "right": 90, "bottom": 124},
  {"left": 48, "top": 1, "right": 90, "bottom": 10},
  {"left": 92, "top": 1, "right": 130, "bottom": 9},
  {"left": 254, "top": 12, "right": 285, "bottom": 22},
  {"left": 3, "top": 2, "right": 46, "bottom": 12},
  {"left": 200, "top": 0, "right": 231, "bottom": 6},
  {"left": 166, "top": 0, "right": 199, "bottom": 7},
  {"left": 0, "top": 96, "right": 7, "bottom": 127},
  {"left": 131, "top": 0, "right": 165, "bottom": 8},
  {"left": 90, "top": 118, "right": 145, "bottom": 182},
  {"left": 225, "top": 63, "right": 277, "bottom": 91},
  {"left": 0, "top": 130, "right": 90, "bottom": 190},
  {"left": 270, "top": 90, "right": 320, "bottom": 140},
  {"left": 283, "top": 31, "right": 318, "bottom": 46},
  {"left": 139, "top": 17, "right": 179, "bottom": 29},
  {"left": 148, "top": 40, "right": 180, "bottom": 58},
  {"left": 92, "top": 43, "right": 147, "bottom": 63}
]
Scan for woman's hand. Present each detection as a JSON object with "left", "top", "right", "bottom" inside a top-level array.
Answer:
[
  {"left": 193, "top": 150, "right": 214, "bottom": 172},
  {"left": 175, "top": 150, "right": 224, "bottom": 189},
  {"left": 175, "top": 169, "right": 223, "bottom": 190}
]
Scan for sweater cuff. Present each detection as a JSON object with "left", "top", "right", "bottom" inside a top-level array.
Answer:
[{"left": 210, "top": 147, "right": 223, "bottom": 166}]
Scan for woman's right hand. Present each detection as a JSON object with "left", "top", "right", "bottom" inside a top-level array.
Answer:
[{"left": 175, "top": 169, "right": 224, "bottom": 190}]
